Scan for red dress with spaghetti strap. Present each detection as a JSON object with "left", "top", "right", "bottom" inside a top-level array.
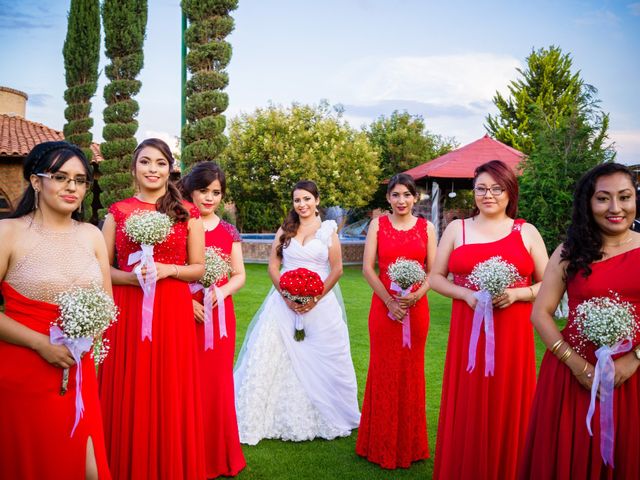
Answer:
[
  {"left": 356, "top": 215, "right": 430, "bottom": 469},
  {"left": 434, "top": 218, "right": 536, "bottom": 480},
  {"left": 518, "top": 247, "right": 640, "bottom": 479},
  {"left": 98, "top": 197, "right": 206, "bottom": 480},
  {"left": 194, "top": 220, "right": 246, "bottom": 478}
]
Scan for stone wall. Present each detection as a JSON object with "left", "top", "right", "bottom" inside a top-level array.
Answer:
[
  {"left": 242, "top": 240, "right": 365, "bottom": 265},
  {"left": 0, "top": 159, "right": 26, "bottom": 210}
]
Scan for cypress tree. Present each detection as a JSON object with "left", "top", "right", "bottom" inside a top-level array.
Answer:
[
  {"left": 181, "top": 0, "right": 238, "bottom": 169},
  {"left": 62, "top": 0, "right": 100, "bottom": 219},
  {"left": 99, "top": 0, "right": 148, "bottom": 215}
]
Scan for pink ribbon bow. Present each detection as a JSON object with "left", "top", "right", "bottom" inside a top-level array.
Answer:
[
  {"left": 49, "top": 326, "right": 92, "bottom": 437},
  {"left": 586, "top": 338, "right": 632, "bottom": 467},
  {"left": 189, "top": 283, "right": 227, "bottom": 350},
  {"left": 128, "top": 244, "right": 157, "bottom": 342},
  {"left": 388, "top": 281, "right": 412, "bottom": 349},
  {"left": 467, "top": 290, "right": 495, "bottom": 376}
]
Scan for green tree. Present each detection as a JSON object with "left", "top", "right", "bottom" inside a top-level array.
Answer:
[
  {"left": 486, "top": 45, "right": 607, "bottom": 155},
  {"left": 181, "top": 0, "right": 238, "bottom": 169},
  {"left": 519, "top": 106, "right": 614, "bottom": 251},
  {"left": 99, "top": 0, "right": 148, "bottom": 216},
  {"left": 62, "top": 0, "right": 100, "bottom": 160},
  {"left": 366, "top": 110, "right": 456, "bottom": 209},
  {"left": 220, "top": 102, "right": 381, "bottom": 232}
]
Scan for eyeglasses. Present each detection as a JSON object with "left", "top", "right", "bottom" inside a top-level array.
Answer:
[
  {"left": 37, "top": 172, "right": 92, "bottom": 188},
  {"left": 473, "top": 186, "right": 505, "bottom": 197}
]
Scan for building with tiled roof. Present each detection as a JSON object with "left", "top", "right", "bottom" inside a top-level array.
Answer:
[{"left": 0, "top": 86, "right": 102, "bottom": 218}]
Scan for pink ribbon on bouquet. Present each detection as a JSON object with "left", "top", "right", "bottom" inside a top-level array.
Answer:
[
  {"left": 467, "top": 290, "right": 495, "bottom": 376},
  {"left": 128, "top": 244, "right": 157, "bottom": 342},
  {"left": 586, "top": 338, "right": 632, "bottom": 467},
  {"left": 49, "top": 325, "right": 93, "bottom": 437},
  {"left": 388, "top": 281, "right": 412, "bottom": 348},
  {"left": 189, "top": 283, "right": 227, "bottom": 350}
]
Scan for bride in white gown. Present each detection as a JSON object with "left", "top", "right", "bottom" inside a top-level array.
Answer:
[{"left": 234, "top": 180, "right": 360, "bottom": 445}]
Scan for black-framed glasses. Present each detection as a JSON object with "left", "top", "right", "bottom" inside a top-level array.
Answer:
[
  {"left": 473, "top": 186, "right": 505, "bottom": 197},
  {"left": 37, "top": 172, "right": 92, "bottom": 188}
]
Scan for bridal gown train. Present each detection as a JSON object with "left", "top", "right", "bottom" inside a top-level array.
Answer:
[{"left": 234, "top": 220, "right": 360, "bottom": 445}]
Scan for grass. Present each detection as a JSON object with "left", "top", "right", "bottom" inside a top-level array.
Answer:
[{"left": 232, "top": 264, "right": 556, "bottom": 479}]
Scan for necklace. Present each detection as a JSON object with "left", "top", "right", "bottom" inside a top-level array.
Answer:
[{"left": 603, "top": 233, "right": 633, "bottom": 248}]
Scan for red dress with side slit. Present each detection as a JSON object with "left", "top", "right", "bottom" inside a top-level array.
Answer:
[
  {"left": 518, "top": 247, "right": 640, "bottom": 479},
  {"left": 0, "top": 218, "right": 111, "bottom": 479},
  {"left": 433, "top": 218, "right": 536, "bottom": 480},
  {"left": 356, "top": 215, "right": 431, "bottom": 469},
  {"left": 98, "top": 197, "right": 205, "bottom": 480},
  {"left": 194, "top": 220, "right": 246, "bottom": 478}
]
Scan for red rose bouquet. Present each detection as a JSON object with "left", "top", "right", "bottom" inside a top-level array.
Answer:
[{"left": 279, "top": 268, "right": 324, "bottom": 341}]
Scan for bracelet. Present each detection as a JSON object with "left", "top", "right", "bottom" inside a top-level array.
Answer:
[
  {"left": 550, "top": 339, "right": 564, "bottom": 355},
  {"left": 528, "top": 286, "right": 535, "bottom": 301},
  {"left": 173, "top": 264, "right": 179, "bottom": 279},
  {"left": 579, "top": 361, "right": 588, "bottom": 376},
  {"left": 384, "top": 297, "right": 394, "bottom": 307},
  {"left": 559, "top": 346, "right": 573, "bottom": 363}
]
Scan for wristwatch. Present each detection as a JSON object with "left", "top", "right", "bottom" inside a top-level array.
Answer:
[{"left": 634, "top": 346, "right": 640, "bottom": 361}]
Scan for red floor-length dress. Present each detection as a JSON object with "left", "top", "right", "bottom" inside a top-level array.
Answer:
[
  {"left": 194, "top": 220, "right": 246, "bottom": 478},
  {"left": 434, "top": 219, "right": 536, "bottom": 480},
  {"left": 518, "top": 247, "right": 640, "bottom": 479},
  {"left": 0, "top": 219, "right": 111, "bottom": 479},
  {"left": 99, "top": 197, "right": 205, "bottom": 480},
  {"left": 356, "top": 215, "right": 430, "bottom": 469}
]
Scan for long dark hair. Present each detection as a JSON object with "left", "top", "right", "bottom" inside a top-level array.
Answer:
[
  {"left": 472, "top": 160, "right": 519, "bottom": 218},
  {"left": 562, "top": 162, "right": 637, "bottom": 279},
  {"left": 387, "top": 173, "right": 418, "bottom": 196},
  {"left": 277, "top": 180, "right": 319, "bottom": 258},
  {"left": 178, "top": 161, "right": 226, "bottom": 202},
  {"left": 10, "top": 141, "right": 92, "bottom": 221},
  {"left": 132, "top": 138, "right": 189, "bottom": 222}
]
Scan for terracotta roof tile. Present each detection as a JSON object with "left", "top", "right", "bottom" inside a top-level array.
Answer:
[{"left": 0, "top": 114, "right": 103, "bottom": 162}]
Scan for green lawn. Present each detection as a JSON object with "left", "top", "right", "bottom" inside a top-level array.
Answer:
[{"left": 232, "top": 264, "right": 554, "bottom": 479}]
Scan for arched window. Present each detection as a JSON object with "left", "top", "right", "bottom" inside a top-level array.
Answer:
[{"left": 0, "top": 190, "right": 12, "bottom": 218}]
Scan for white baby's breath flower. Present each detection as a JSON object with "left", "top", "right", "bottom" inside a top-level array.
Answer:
[
  {"left": 574, "top": 293, "right": 637, "bottom": 348},
  {"left": 200, "top": 247, "right": 232, "bottom": 288},
  {"left": 387, "top": 258, "right": 426, "bottom": 290},
  {"left": 124, "top": 210, "right": 173, "bottom": 246},
  {"left": 467, "top": 256, "right": 522, "bottom": 298}
]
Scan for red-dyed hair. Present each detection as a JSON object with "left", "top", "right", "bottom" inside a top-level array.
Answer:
[{"left": 472, "top": 160, "right": 519, "bottom": 219}]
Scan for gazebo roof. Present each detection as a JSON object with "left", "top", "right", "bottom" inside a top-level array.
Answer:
[{"left": 403, "top": 134, "right": 525, "bottom": 180}]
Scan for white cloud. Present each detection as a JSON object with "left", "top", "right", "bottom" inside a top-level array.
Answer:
[
  {"left": 610, "top": 130, "right": 640, "bottom": 166},
  {"left": 628, "top": 3, "right": 640, "bottom": 16},
  {"left": 144, "top": 130, "right": 181, "bottom": 156},
  {"left": 575, "top": 9, "right": 620, "bottom": 27}
]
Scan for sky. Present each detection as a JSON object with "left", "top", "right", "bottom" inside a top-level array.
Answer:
[{"left": 1, "top": 0, "right": 639, "bottom": 164}]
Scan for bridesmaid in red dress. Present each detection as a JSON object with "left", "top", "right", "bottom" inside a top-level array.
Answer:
[
  {"left": 356, "top": 173, "right": 437, "bottom": 469},
  {"left": 180, "top": 162, "right": 247, "bottom": 478},
  {"left": 519, "top": 163, "right": 640, "bottom": 479},
  {"left": 99, "top": 138, "right": 206, "bottom": 480},
  {"left": 0, "top": 142, "right": 112, "bottom": 479},
  {"left": 430, "top": 160, "right": 548, "bottom": 480}
]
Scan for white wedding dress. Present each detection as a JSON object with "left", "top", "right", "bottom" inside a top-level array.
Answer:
[{"left": 234, "top": 220, "right": 360, "bottom": 445}]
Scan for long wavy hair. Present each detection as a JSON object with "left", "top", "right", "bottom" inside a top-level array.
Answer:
[
  {"left": 471, "top": 160, "right": 519, "bottom": 219},
  {"left": 177, "top": 161, "right": 226, "bottom": 202},
  {"left": 10, "top": 141, "right": 92, "bottom": 221},
  {"left": 132, "top": 138, "right": 189, "bottom": 222},
  {"left": 561, "top": 162, "right": 637, "bottom": 279},
  {"left": 277, "top": 180, "right": 320, "bottom": 258}
]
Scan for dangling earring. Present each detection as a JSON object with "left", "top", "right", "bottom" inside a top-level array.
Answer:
[
  {"left": 78, "top": 201, "right": 82, "bottom": 214},
  {"left": 34, "top": 189, "right": 39, "bottom": 210}
]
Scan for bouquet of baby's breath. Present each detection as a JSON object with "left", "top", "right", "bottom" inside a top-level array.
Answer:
[
  {"left": 53, "top": 284, "right": 118, "bottom": 395},
  {"left": 467, "top": 256, "right": 521, "bottom": 298},
  {"left": 200, "top": 247, "right": 232, "bottom": 288},
  {"left": 124, "top": 210, "right": 173, "bottom": 245},
  {"left": 387, "top": 258, "right": 426, "bottom": 290},
  {"left": 574, "top": 294, "right": 637, "bottom": 348}
]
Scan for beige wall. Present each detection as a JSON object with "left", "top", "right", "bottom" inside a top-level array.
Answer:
[
  {"left": 0, "top": 87, "right": 28, "bottom": 118},
  {"left": 0, "top": 161, "right": 27, "bottom": 209}
]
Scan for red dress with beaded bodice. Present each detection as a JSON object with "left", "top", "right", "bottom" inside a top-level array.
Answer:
[
  {"left": 98, "top": 197, "right": 205, "bottom": 480},
  {"left": 433, "top": 218, "right": 536, "bottom": 480},
  {"left": 356, "top": 215, "right": 430, "bottom": 469},
  {"left": 194, "top": 220, "right": 246, "bottom": 478},
  {"left": 518, "top": 247, "right": 640, "bottom": 479}
]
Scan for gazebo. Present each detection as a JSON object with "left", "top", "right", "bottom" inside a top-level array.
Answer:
[{"left": 402, "top": 134, "right": 525, "bottom": 235}]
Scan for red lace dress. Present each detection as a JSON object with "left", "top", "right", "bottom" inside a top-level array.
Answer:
[
  {"left": 194, "top": 221, "right": 246, "bottom": 478},
  {"left": 356, "top": 215, "right": 430, "bottom": 469},
  {"left": 98, "top": 197, "right": 205, "bottom": 480},
  {"left": 434, "top": 218, "right": 536, "bottom": 480},
  {"left": 0, "top": 219, "right": 111, "bottom": 480},
  {"left": 518, "top": 248, "right": 640, "bottom": 479}
]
